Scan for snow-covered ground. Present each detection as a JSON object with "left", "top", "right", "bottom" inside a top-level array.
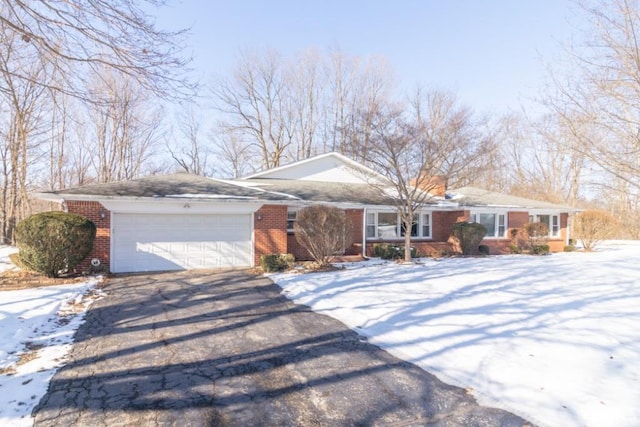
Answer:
[
  {"left": 0, "top": 249, "right": 103, "bottom": 427},
  {"left": 272, "top": 240, "right": 640, "bottom": 427}
]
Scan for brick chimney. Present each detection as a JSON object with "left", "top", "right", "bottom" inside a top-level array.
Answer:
[{"left": 410, "top": 174, "right": 447, "bottom": 197}]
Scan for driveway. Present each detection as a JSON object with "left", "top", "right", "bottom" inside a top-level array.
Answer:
[{"left": 33, "top": 270, "right": 529, "bottom": 426}]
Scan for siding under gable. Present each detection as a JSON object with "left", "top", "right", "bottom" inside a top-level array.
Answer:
[{"left": 245, "top": 153, "right": 378, "bottom": 184}]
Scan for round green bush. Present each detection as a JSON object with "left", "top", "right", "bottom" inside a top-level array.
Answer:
[
  {"left": 451, "top": 222, "right": 488, "bottom": 255},
  {"left": 16, "top": 211, "right": 96, "bottom": 277},
  {"left": 532, "top": 244, "right": 550, "bottom": 255}
]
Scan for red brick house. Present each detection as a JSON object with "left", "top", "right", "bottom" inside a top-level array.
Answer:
[{"left": 35, "top": 152, "right": 578, "bottom": 273}]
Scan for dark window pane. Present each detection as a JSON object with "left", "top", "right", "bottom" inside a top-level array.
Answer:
[{"left": 479, "top": 213, "right": 496, "bottom": 236}]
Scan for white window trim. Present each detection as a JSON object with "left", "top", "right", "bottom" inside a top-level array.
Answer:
[
  {"left": 365, "top": 210, "right": 433, "bottom": 240},
  {"left": 286, "top": 208, "right": 298, "bottom": 233},
  {"left": 529, "top": 213, "right": 561, "bottom": 238},
  {"left": 470, "top": 211, "right": 507, "bottom": 239}
]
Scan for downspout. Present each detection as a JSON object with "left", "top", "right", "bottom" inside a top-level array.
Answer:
[
  {"left": 362, "top": 207, "right": 367, "bottom": 258},
  {"left": 61, "top": 199, "right": 68, "bottom": 213}
]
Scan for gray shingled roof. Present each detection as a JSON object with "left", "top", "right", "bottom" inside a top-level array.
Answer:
[
  {"left": 240, "top": 178, "right": 440, "bottom": 206},
  {"left": 448, "top": 186, "right": 576, "bottom": 210},
  {"left": 38, "top": 173, "right": 290, "bottom": 201},
  {"left": 35, "top": 174, "right": 576, "bottom": 212}
]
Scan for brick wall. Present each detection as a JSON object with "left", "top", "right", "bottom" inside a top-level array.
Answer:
[
  {"left": 548, "top": 213, "right": 569, "bottom": 252},
  {"left": 478, "top": 211, "right": 569, "bottom": 254},
  {"left": 344, "top": 209, "right": 364, "bottom": 255},
  {"left": 65, "top": 201, "right": 111, "bottom": 273},
  {"left": 287, "top": 234, "right": 311, "bottom": 260},
  {"left": 254, "top": 205, "right": 288, "bottom": 265},
  {"left": 432, "top": 210, "right": 468, "bottom": 241},
  {"left": 364, "top": 210, "right": 468, "bottom": 257},
  {"left": 286, "top": 208, "right": 365, "bottom": 260}
]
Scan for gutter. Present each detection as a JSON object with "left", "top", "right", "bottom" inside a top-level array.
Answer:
[{"left": 32, "top": 193, "right": 280, "bottom": 205}]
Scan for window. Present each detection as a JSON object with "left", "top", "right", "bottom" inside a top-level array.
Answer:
[
  {"left": 552, "top": 215, "right": 559, "bottom": 236},
  {"left": 470, "top": 212, "right": 507, "bottom": 238},
  {"left": 287, "top": 209, "right": 297, "bottom": 232},
  {"left": 366, "top": 211, "right": 432, "bottom": 239},
  {"left": 401, "top": 214, "right": 419, "bottom": 237},
  {"left": 377, "top": 212, "right": 398, "bottom": 238},
  {"left": 366, "top": 212, "right": 376, "bottom": 238},
  {"left": 498, "top": 214, "right": 506, "bottom": 237},
  {"left": 422, "top": 213, "right": 431, "bottom": 238},
  {"left": 529, "top": 214, "right": 560, "bottom": 237}
]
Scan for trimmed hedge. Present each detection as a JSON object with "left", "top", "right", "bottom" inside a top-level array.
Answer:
[
  {"left": 532, "top": 244, "right": 550, "bottom": 255},
  {"left": 451, "top": 222, "right": 487, "bottom": 255},
  {"left": 16, "top": 211, "right": 96, "bottom": 277}
]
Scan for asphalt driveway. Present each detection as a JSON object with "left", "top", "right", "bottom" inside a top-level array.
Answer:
[{"left": 33, "top": 270, "right": 530, "bottom": 426}]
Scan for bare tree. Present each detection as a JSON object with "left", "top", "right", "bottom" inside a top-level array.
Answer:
[
  {"left": 294, "top": 205, "right": 351, "bottom": 268},
  {"left": 573, "top": 210, "right": 619, "bottom": 250},
  {"left": 213, "top": 49, "right": 293, "bottom": 169},
  {"left": 546, "top": 0, "right": 640, "bottom": 191},
  {"left": 323, "top": 49, "right": 393, "bottom": 161},
  {"left": 211, "top": 48, "right": 395, "bottom": 172},
  {"left": 85, "top": 70, "right": 163, "bottom": 183},
  {"left": 168, "top": 105, "right": 214, "bottom": 176},
  {"left": 410, "top": 89, "right": 496, "bottom": 188},
  {"left": 213, "top": 129, "right": 254, "bottom": 178},
  {"left": 288, "top": 49, "right": 324, "bottom": 161},
  {"left": 0, "top": 0, "right": 192, "bottom": 100},
  {"left": 362, "top": 90, "right": 493, "bottom": 262},
  {"left": 498, "top": 113, "right": 587, "bottom": 205},
  {"left": 0, "top": 23, "right": 50, "bottom": 242}
]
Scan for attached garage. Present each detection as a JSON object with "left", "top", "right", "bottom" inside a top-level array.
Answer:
[{"left": 111, "top": 213, "right": 253, "bottom": 273}]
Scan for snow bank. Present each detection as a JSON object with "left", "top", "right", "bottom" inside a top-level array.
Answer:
[{"left": 0, "top": 247, "right": 103, "bottom": 427}]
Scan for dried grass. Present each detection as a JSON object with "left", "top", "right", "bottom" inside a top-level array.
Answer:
[{"left": 0, "top": 269, "right": 87, "bottom": 291}]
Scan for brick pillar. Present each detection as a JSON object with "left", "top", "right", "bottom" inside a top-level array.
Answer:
[
  {"left": 345, "top": 209, "right": 364, "bottom": 255},
  {"left": 65, "top": 201, "right": 111, "bottom": 273},
  {"left": 254, "top": 205, "right": 288, "bottom": 265}
]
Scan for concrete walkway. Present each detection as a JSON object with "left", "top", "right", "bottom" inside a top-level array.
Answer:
[{"left": 33, "top": 270, "right": 530, "bottom": 426}]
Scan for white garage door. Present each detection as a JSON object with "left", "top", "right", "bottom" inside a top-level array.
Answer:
[{"left": 111, "top": 213, "right": 253, "bottom": 273}]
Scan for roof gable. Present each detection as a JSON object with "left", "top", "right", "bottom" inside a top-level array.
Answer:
[{"left": 242, "top": 152, "right": 383, "bottom": 184}]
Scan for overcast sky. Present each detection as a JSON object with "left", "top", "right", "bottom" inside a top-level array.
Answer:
[{"left": 154, "top": 1, "right": 578, "bottom": 115}]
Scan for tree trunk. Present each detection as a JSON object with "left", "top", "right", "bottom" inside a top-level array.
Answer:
[{"left": 404, "top": 226, "right": 412, "bottom": 263}]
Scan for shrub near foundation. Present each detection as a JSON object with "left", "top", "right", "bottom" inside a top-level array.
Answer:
[
  {"left": 15, "top": 211, "right": 96, "bottom": 278},
  {"left": 294, "top": 205, "right": 351, "bottom": 268},
  {"left": 573, "top": 210, "right": 618, "bottom": 251},
  {"left": 451, "top": 222, "right": 487, "bottom": 255},
  {"left": 260, "top": 254, "right": 295, "bottom": 272},
  {"left": 373, "top": 243, "right": 417, "bottom": 260}
]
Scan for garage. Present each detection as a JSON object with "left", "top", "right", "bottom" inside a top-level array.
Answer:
[{"left": 111, "top": 213, "right": 253, "bottom": 273}]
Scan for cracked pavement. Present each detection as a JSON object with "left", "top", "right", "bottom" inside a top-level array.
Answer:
[{"left": 33, "top": 270, "right": 531, "bottom": 426}]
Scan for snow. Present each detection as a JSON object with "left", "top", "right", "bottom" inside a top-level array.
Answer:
[
  {"left": 0, "top": 246, "right": 18, "bottom": 273},
  {"left": 0, "top": 249, "right": 103, "bottom": 427},
  {"left": 164, "top": 193, "right": 255, "bottom": 199},
  {"left": 272, "top": 240, "right": 640, "bottom": 427}
]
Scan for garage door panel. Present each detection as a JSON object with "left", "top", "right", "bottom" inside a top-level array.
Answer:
[{"left": 112, "top": 213, "right": 253, "bottom": 273}]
